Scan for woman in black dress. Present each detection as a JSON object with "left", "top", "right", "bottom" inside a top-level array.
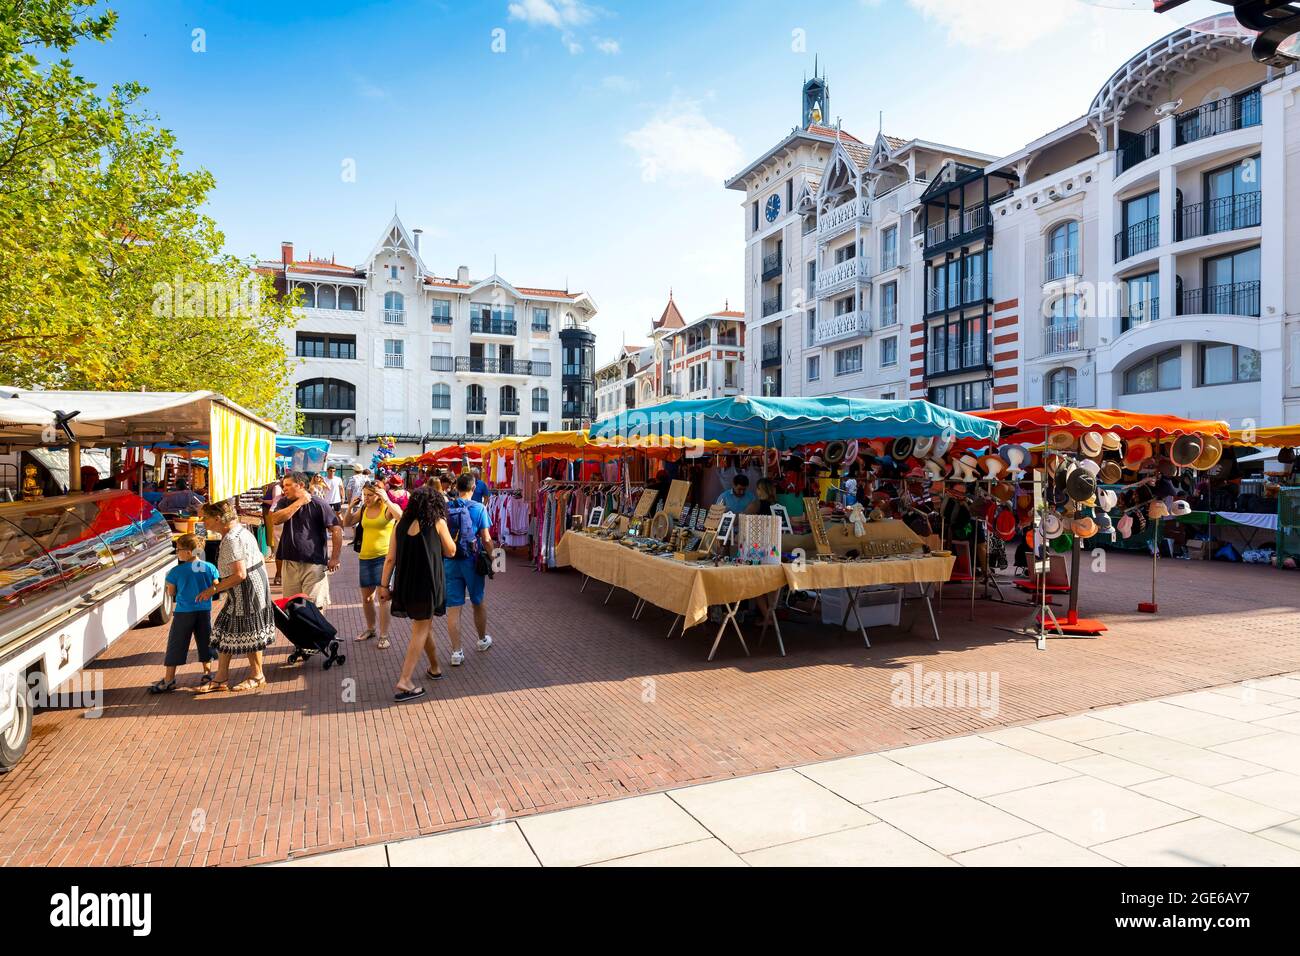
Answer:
[{"left": 377, "top": 486, "right": 457, "bottom": 702}]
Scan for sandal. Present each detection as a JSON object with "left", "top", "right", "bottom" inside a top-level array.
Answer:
[
  {"left": 147, "top": 679, "right": 176, "bottom": 694},
  {"left": 394, "top": 686, "right": 426, "bottom": 703},
  {"left": 194, "top": 680, "right": 230, "bottom": 695},
  {"left": 425, "top": 669, "right": 444, "bottom": 681},
  {"left": 231, "top": 676, "right": 267, "bottom": 692},
  {"left": 376, "top": 638, "right": 390, "bottom": 649},
  {"left": 354, "top": 629, "right": 375, "bottom": 642},
  {"left": 196, "top": 673, "right": 214, "bottom": 687}
]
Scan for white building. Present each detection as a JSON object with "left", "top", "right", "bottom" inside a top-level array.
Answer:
[
  {"left": 262, "top": 215, "right": 597, "bottom": 455},
  {"left": 986, "top": 25, "right": 1299, "bottom": 427},
  {"left": 725, "top": 68, "right": 994, "bottom": 402},
  {"left": 595, "top": 345, "right": 645, "bottom": 420},
  {"left": 661, "top": 308, "right": 746, "bottom": 399}
]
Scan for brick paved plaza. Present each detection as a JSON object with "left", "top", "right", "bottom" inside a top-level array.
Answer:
[{"left": 1, "top": 549, "right": 1297, "bottom": 866}]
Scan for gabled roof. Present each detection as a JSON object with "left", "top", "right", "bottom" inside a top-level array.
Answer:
[
  {"left": 919, "top": 160, "right": 987, "bottom": 202},
  {"left": 362, "top": 213, "right": 430, "bottom": 277}
]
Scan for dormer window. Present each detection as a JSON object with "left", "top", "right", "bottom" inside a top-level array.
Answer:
[{"left": 389, "top": 265, "right": 398, "bottom": 279}]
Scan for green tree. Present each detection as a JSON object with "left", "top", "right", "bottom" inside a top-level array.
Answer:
[{"left": 0, "top": 1, "right": 301, "bottom": 429}]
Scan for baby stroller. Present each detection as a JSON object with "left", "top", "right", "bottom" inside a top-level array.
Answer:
[{"left": 273, "top": 594, "right": 346, "bottom": 670}]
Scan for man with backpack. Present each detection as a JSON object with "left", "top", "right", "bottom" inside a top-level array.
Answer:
[{"left": 445, "top": 471, "right": 495, "bottom": 666}]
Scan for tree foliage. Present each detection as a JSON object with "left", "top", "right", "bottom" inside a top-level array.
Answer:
[{"left": 0, "top": 1, "right": 300, "bottom": 428}]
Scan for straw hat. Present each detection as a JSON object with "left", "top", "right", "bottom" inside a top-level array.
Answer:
[
  {"left": 1076, "top": 458, "right": 1101, "bottom": 477},
  {"left": 913, "top": 436, "right": 936, "bottom": 458},
  {"left": 1098, "top": 460, "right": 1123, "bottom": 485},
  {"left": 1170, "top": 499, "right": 1193, "bottom": 517},
  {"left": 1170, "top": 435, "right": 1203, "bottom": 468},
  {"left": 1079, "top": 431, "right": 1104, "bottom": 458},
  {"left": 932, "top": 433, "right": 956, "bottom": 459},
  {"left": 1147, "top": 499, "right": 1170, "bottom": 520},
  {"left": 845, "top": 439, "right": 859, "bottom": 463},
  {"left": 1072, "top": 516, "right": 1098, "bottom": 539},
  {"left": 891, "top": 437, "right": 915, "bottom": 461},
  {"left": 867, "top": 439, "right": 888, "bottom": 458},
  {"left": 1192, "top": 435, "right": 1223, "bottom": 471},
  {"left": 991, "top": 480, "right": 1015, "bottom": 503},
  {"left": 953, "top": 454, "right": 980, "bottom": 481},
  {"left": 824, "top": 440, "right": 848, "bottom": 466},
  {"left": 1040, "top": 511, "right": 1065, "bottom": 539},
  {"left": 980, "top": 454, "right": 1007, "bottom": 479},
  {"left": 923, "top": 458, "right": 946, "bottom": 479},
  {"left": 1097, "top": 488, "right": 1118, "bottom": 512},
  {"left": 1102, "top": 431, "right": 1123, "bottom": 452},
  {"left": 1125, "top": 438, "right": 1153, "bottom": 467},
  {"left": 1048, "top": 431, "right": 1076, "bottom": 451}
]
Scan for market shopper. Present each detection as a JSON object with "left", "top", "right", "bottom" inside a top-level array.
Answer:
[
  {"left": 470, "top": 467, "right": 489, "bottom": 504},
  {"left": 445, "top": 472, "right": 495, "bottom": 665},
  {"left": 148, "top": 533, "right": 218, "bottom": 693},
  {"left": 270, "top": 472, "right": 342, "bottom": 610},
  {"left": 324, "top": 465, "right": 345, "bottom": 514},
  {"left": 377, "top": 486, "right": 457, "bottom": 702},
  {"left": 194, "top": 501, "right": 275, "bottom": 693},
  {"left": 385, "top": 474, "right": 410, "bottom": 510},
  {"left": 345, "top": 463, "right": 368, "bottom": 506},
  {"left": 342, "top": 480, "right": 402, "bottom": 648}
]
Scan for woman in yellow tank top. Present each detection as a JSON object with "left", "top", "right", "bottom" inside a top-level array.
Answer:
[{"left": 341, "top": 481, "right": 402, "bottom": 648}]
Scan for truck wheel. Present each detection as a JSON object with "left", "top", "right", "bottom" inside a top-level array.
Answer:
[
  {"left": 0, "top": 682, "right": 32, "bottom": 773},
  {"left": 145, "top": 588, "right": 175, "bottom": 627}
]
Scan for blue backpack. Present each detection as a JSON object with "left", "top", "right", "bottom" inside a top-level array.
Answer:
[{"left": 447, "top": 498, "right": 480, "bottom": 561}]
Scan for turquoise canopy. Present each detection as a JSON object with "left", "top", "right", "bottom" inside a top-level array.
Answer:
[
  {"left": 149, "top": 435, "right": 331, "bottom": 471},
  {"left": 589, "top": 396, "right": 1001, "bottom": 447}
]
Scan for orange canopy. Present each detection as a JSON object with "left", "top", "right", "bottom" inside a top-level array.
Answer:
[{"left": 975, "top": 407, "right": 1229, "bottom": 442}]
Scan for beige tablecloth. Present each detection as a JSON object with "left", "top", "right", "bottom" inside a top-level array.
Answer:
[{"left": 557, "top": 533, "right": 955, "bottom": 630}]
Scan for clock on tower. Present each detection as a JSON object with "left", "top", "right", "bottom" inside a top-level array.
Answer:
[{"left": 765, "top": 194, "right": 781, "bottom": 222}]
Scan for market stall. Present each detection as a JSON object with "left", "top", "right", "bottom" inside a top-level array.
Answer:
[{"left": 558, "top": 397, "right": 1000, "bottom": 659}]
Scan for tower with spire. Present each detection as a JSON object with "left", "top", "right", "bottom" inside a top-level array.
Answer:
[{"left": 802, "top": 57, "right": 829, "bottom": 129}]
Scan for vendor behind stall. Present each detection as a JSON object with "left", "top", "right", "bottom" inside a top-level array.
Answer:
[{"left": 158, "top": 478, "right": 205, "bottom": 514}]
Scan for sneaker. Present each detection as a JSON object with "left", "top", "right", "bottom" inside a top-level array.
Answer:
[
  {"left": 477, "top": 634, "right": 494, "bottom": 652},
  {"left": 450, "top": 649, "right": 465, "bottom": 666}
]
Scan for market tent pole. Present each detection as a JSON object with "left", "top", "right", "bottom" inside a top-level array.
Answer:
[{"left": 68, "top": 442, "right": 81, "bottom": 492}]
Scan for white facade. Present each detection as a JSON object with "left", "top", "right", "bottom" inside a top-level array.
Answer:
[
  {"left": 989, "top": 27, "right": 1299, "bottom": 427},
  {"left": 266, "top": 215, "right": 596, "bottom": 453},
  {"left": 661, "top": 311, "right": 746, "bottom": 399}
]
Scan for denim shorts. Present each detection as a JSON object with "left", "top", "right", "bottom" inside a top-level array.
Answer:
[
  {"left": 444, "top": 556, "right": 485, "bottom": 608},
  {"left": 358, "top": 555, "right": 387, "bottom": 589}
]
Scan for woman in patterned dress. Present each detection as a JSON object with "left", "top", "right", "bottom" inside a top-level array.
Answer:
[{"left": 195, "top": 500, "right": 276, "bottom": 693}]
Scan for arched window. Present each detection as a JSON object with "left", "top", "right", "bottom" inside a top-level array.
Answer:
[
  {"left": 1122, "top": 348, "right": 1181, "bottom": 395},
  {"left": 1046, "top": 367, "right": 1076, "bottom": 406},
  {"left": 337, "top": 286, "right": 358, "bottom": 311},
  {"left": 466, "top": 383, "right": 485, "bottom": 414},
  {"left": 384, "top": 291, "right": 405, "bottom": 325},
  {"left": 296, "top": 378, "right": 355, "bottom": 410},
  {"left": 531, "top": 387, "right": 549, "bottom": 413},
  {"left": 499, "top": 385, "right": 518, "bottom": 414},
  {"left": 431, "top": 384, "right": 450, "bottom": 410},
  {"left": 295, "top": 283, "right": 316, "bottom": 308},
  {"left": 1045, "top": 221, "right": 1079, "bottom": 281},
  {"left": 317, "top": 285, "right": 337, "bottom": 310}
]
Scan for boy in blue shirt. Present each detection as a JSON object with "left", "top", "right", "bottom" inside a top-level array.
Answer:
[{"left": 149, "top": 534, "right": 220, "bottom": 693}]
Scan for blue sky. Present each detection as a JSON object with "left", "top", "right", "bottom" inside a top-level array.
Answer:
[{"left": 72, "top": 0, "right": 1227, "bottom": 362}]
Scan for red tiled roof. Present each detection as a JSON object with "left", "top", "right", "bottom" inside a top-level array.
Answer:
[
  {"left": 714, "top": 311, "right": 744, "bottom": 318},
  {"left": 654, "top": 295, "right": 686, "bottom": 330},
  {"left": 808, "top": 124, "right": 861, "bottom": 144},
  {"left": 285, "top": 259, "right": 357, "bottom": 275}
]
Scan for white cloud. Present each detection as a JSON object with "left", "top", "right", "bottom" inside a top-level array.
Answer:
[
  {"left": 562, "top": 32, "right": 583, "bottom": 54},
  {"left": 506, "top": 0, "right": 595, "bottom": 29},
  {"left": 595, "top": 37, "right": 621, "bottom": 54},
  {"left": 906, "top": 0, "right": 1083, "bottom": 52},
  {"left": 623, "top": 98, "right": 744, "bottom": 185}
]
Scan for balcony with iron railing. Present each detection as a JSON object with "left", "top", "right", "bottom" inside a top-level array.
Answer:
[
  {"left": 1119, "top": 296, "right": 1160, "bottom": 335},
  {"left": 531, "top": 398, "right": 549, "bottom": 414},
  {"left": 471, "top": 316, "right": 517, "bottom": 335},
  {"left": 455, "top": 357, "right": 541, "bottom": 375},
  {"left": 926, "top": 338, "right": 990, "bottom": 377},
  {"left": 383, "top": 309, "right": 406, "bottom": 326},
  {"left": 430, "top": 355, "right": 454, "bottom": 372},
  {"left": 467, "top": 396, "right": 488, "bottom": 414},
  {"left": 761, "top": 293, "right": 783, "bottom": 317},
  {"left": 1174, "top": 88, "right": 1262, "bottom": 147},
  {"left": 1115, "top": 216, "right": 1159, "bottom": 263},
  {"left": 1045, "top": 248, "right": 1080, "bottom": 283},
  {"left": 1115, "top": 124, "right": 1160, "bottom": 176},
  {"left": 924, "top": 203, "right": 989, "bottom": 253},
  {"left": 431, "top": 312, "right": 453, "bottom": 327},
  {"left": 1176, "top": 192, "right": 1262, "bottom": 242},
  {"left": 561, "top": 400, "right": 587, "bottom": 420},
  {"left": 383, "top": 352, "right": 404, "bottom": 369},
  {"left": 500, "top": 400, "right": 520, "bottom": 416},
  {"left": 1177, "top": 280, "right": 1261, "bottom": 318},
  {"left": 816, "top": 256, "right": 870, "bottom": 297},
  {"left": 761, "top": 338, "right": 781, "bottom": 367},
  {"left": 814, "top": 310, "right": 870, "bottom": 347},
  {"left": 817, "top": 198, "right": 870, "bottom": 239},
  {"left": 716, "top": 332, "right": 740, "bottom": 346},
  {"left": 1043, "top": 321, "right": 1082, "bottom": 355},
  {"left": 761, "top": 251, "right": 782, "bottom": 282}
]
